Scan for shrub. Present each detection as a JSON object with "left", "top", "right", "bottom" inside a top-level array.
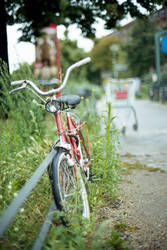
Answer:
[{"left": 0, "top": 61, "right": 45, "bottom": 145}]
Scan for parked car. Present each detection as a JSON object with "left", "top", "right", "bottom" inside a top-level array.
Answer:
[{"left": 148, "top": 80, "right": 167, "bottom": 102}]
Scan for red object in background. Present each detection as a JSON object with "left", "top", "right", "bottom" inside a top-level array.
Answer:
[
  {"left": 55, "top": 26, "right": 61, "bottom": 97},
  {"left": 45, "top": 24, "right": 61, "bottom": 97},
  {"left": 115, "top": 90, "right": 128, "bottom": 99},
  {"left": 34, "top": 23, "right": 61, "bottom": 97}
]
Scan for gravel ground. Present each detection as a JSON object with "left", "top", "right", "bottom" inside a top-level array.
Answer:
[
  {"left": 97, "top": 98, "right": 167, "bottom": 249},
  {"left": 101, "top": 164, "right": 167, "bottom": 250},
  {"left": 119, "top": 168, "right": 167, "bottom": 249}
]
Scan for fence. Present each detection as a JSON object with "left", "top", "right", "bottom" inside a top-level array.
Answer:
[{"left": 0, "top": 148, "right": 57, "bottom": 250}]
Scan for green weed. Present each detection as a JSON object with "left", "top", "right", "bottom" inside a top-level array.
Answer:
[
  {"left": 44, "top": 99, "right": 123, "bottom": 249},
  {"left": 0, "top": 63, "right": 125, "bottom": 249},
  {"left": 91, "top": 220, "right": 129, "bottom": 250},
  {"left": 122, "top": 161, "right": 165, "bottom": 174},
  {"left": 0, "top": 61, "right": 45, "bottom": 143}
]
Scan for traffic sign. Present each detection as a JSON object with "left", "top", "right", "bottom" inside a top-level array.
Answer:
[{"left": 161, "top": 36, "right": 167, "bottom": 53}]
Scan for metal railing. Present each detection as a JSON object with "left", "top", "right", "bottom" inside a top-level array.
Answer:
[{"left": 0, "top": 148, "right": 57, "bottom": 250}]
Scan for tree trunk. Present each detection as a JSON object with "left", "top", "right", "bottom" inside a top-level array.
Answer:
[{"left": 0, "top": 0, "right": 9, "bottom": 70}]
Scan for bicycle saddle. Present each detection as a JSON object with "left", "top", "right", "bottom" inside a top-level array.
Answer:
[{"left": 56, "top": 95, "right": 81, "bottom": 105}]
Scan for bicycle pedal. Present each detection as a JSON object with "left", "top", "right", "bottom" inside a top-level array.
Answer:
[{"left": 89, "top": 173, "right": 103, "bottom": 183}]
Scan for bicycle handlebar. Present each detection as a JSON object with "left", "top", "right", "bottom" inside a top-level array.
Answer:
[{"left": 10, "top": 57, "right": 91, "bottom": 96}]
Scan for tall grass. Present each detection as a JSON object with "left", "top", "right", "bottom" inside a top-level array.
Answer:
[
  {"left": 0, "top": 65, "right": 127, "bottom": 249},
  {"left": 0, "top": 61, "right": 47, "bottom": 207},
  {"left": 82, "top": 98, "right": 121, "bottom": 212},
  {"left": 0, "top": 62, "right": 50, "bottom": 248},
  {"left": 0, "top": 62, "right": 45, "bottom": 143},
  {"left": 44, "top": 94, "right": 125, "bottom": 249}
]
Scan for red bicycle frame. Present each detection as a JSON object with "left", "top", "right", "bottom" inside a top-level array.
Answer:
[{"left": 54, "top": 111, "right": 91, "bottom": 169}]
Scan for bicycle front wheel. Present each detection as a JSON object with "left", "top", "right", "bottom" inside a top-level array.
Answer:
[{"left": 50, "top": 151, "right": 90, "bottom": 219}]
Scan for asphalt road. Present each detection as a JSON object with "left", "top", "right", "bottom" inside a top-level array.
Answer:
[
  {"left": 120, "top": 99, "right": 167, "bottom": 153},
  {"left": 119, "top": 99, "right": 167, "bottom": 171},
  {"left": 97, "top": 98, "right": 167, "bottom": 171}
]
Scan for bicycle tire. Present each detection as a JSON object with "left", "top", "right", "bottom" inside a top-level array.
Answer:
[{"left": 50, "top": 150, "right": 90, "bottom": 219}]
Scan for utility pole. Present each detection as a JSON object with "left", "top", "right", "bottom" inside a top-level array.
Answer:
[{"left": 109, "top": 44, "right": 119, "bottom": 79}]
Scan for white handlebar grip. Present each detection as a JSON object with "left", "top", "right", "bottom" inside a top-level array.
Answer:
[
  {"left": 74, "top": 57, "right": 91, "bottom": 67},
  {"left": 11, "top": 80, "right": 26, "bottom": 86}
]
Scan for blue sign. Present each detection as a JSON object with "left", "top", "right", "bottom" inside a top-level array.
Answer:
[{"left": 161, "top": 36, "right": 167, "bottom": 53}]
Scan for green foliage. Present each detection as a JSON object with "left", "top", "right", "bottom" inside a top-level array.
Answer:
[
  {"left": 45, "top": 218, "right": 129, "bottom": 250},
  {"left": 0, "top": 61, "right": 45, "bottom": 143},
  {"left": 4, "top": 0, "right": 164, "bottom": 42},
  {"left": 44, "top": 100, "right": 124, "bottom": 250},
  {"left": 142, "top": 64, "right": 167, "bottom": 86},
  {"left": 60, "top": 39, "right": 88, "bottom": 81},
  {"left": 142, "top": 71, "right": 153, "bottom": 85},
  {"left": 90, "top": 35, "right": 130, "bottom": 81},
  {"left": 0, "top": 62, "right": 49, "bottom": 250},
  {"left": 0, "top": 133, "right": 53, "bottom": 249},
  {"left": 141, "top": 63, "right": 167, "bottom": 99},
  {"left": 78, "top": 97, "right": 120, "bottom": 209},
  {"left": 90, "top": 35, "right": 121, "bottom": 72},
  {"left": 0, "top": 69, "right": 124, "bottom": 249},
  {"left": 0, "top": 96, "right": 124, "bottom": 249},
  {"left": 11, "top": 62, "right": 34, "bottom": 79},
  {"left": 91, "top": 220, "right": 129, "bottom": 250},
  {"left": 86, "top": 64, "right": 102, "bottom": 86},
  {"left": 60, "top": 38, "right": 102, "bottom": 86},
  {"left": 161, "top": 64, "right": 167, "bottom": 81},
  {"left": 45, "top": 216, "right": 89, "bottom": 250},
  {"left": 123, "top": 18, "right": 158, "bottom": 77}
]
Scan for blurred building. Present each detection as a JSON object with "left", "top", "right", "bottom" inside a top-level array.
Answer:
[
  {"left": 155, "top": 7, "right": 167, "bottom": 29},
  {"left": 110, "top": 7, "right": 167, "bottom": 42}
]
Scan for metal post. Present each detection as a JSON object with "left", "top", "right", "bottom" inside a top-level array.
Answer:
[
  {"left": 155, "top": 32, "right": 161, "bottom": 82},
  {"left": 110, "top": 44, "right": 119, "bottom": 79},
  {"left": 55, "top": 27, "right": 61, "bottom": 97}
]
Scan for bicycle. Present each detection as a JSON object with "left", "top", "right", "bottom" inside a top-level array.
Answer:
[{"left": 10, "top": 57, "right": 91, "bottom": 220}]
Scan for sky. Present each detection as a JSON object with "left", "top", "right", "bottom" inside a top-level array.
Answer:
[{"left": 7, "top": 16, "right": 132, "bottom": 73}]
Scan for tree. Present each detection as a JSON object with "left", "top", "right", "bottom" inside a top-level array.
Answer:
[
  {"left": 60, "top": 38, "right": 88, "bottom": 79},
  {"left": 90, "top": 35, "right": 121, "bottom": 71},
  {"left": 89, "top": 35, "right": 132, "bottom": 81},
  {"left": 2, "top": 0, "right": 166, "bottom": 67},
  {"left": 60, "top": 39, "right": 86, "bottom": 72},
  {"left": 123, "top": 18, "right": 158, "bottom": 77},
  {"left": 60, "top": 38, "right": 102, "bottom": 85},
  {"left": 0, "top": 0, "right": 9, "bottom": 69}
]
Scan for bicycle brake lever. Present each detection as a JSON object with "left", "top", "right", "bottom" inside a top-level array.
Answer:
[{"left": 9, "top": 85, "right": 26, "bottom": 95}]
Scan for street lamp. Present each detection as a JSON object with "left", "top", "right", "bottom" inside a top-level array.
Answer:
[{"left": 110, "top": 44, "right": 119, "bottom": 79}]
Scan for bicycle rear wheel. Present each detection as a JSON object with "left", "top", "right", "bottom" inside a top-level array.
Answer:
[{"left": 50, "top": 151, "right": 90, "bottom": 219}]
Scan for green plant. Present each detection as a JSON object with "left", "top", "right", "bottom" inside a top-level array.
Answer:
[
  {"left": 41, "top": 98, "right": 123, "bottom": 249},
  {"left": 161, "top": 64, "right": 167, "bottom": 81},
  {"left": 45, "top": 215, "right": 89, "bottom": 250},
  {"left": 0, "top": 72, "right": 124, "bottom": 249},
  {"left": 0, "top": 62, "right": 49, "bottom": 249},
  {"left": 91, "top": 220, "right": 129, "bottom": 250},
  {"left": 0, "top": 61, "right": 45, "bottom": 143}
]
